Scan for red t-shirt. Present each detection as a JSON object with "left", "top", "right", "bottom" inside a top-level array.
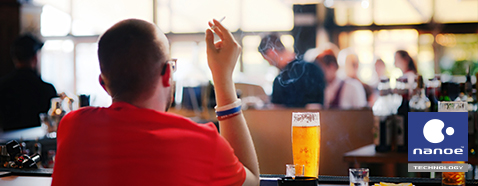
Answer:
[{"left": 52, "top": 102, "right": 245, "bottom": 186}]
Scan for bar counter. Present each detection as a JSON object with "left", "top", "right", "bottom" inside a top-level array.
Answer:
[{"left": 1, "top": 169, "right": 478, "bottom": 186}]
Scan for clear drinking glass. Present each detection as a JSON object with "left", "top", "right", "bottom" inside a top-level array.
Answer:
[
  {"left": 349, "top": 168, "right": 369, "bottom": 186},
  {"left": 286, "top": 164, "right": 304, "bottom": 178},
  {"left": 292, "top": 112, "right": 320, "bottom": 178}
]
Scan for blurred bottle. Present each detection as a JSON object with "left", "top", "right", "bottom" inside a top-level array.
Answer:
[
  {"left": 47, "top": 97, "right": 66, "bottom": 133},
  {"left": 79, "top": 94, "right": 90, "bottom": 107},
  {"left": 409, "top": 75, "right": 431, "bottom": 112},
  {"left": 473, "top": 72, "right": 478, "bottom": 158},
  {"left": 45, "top": 150, "right": 55, "bottom": 168},
  {"left": 466, "top": 68, "right": 477, "bottom": 157},
  {"left": 33, "top": 138, "right": 42, "bottom": 155},
  {"left": 19, "top": 138, "right": 29, "bottom": 155},
  {"left": 426, "top": 77, "right": 439, "bottom": 112},
  {"left": 0, "top": 146, "right": 9, "bottom": 167},
  {"left": 396, "top": 77, "right": 410, "bottom": 152},
  {"left": 59, "top": 92, "right": 74, "bottom": 113},
  {"left": 373, "top": 78, "right": 392, "bottom": 152},
  {"left": 440, "top": 83, "right": 452, "bottom": 102}
]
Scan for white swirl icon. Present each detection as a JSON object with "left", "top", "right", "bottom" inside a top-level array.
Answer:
[{"left": 423, "top": 119, "right": 453, "bottom": 144}]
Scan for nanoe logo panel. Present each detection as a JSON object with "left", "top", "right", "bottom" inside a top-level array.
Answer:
[{"left": 408, "top": 112, "right": 468, "bottom": 162}]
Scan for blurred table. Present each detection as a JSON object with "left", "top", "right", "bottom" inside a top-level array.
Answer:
[
  {"left": 0, "top": 176, "right": 52, "bottom": 186},
  {"left": 1, "top": 170, "right": 476, "bottom": 186},
  {"left": 344, "top": 144, "right": 478, "bottom": 177}
]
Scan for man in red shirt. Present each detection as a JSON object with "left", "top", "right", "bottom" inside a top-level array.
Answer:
[{"left": 52, "top": 19, "right": 260, "bottom": 186}]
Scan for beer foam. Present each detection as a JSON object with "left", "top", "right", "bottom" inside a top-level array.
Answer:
[{"left": 292, "top": 112, "right": 320, "bottom": 127}]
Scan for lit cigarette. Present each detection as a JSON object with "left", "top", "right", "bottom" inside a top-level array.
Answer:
[{"left": 211, "top": 16, "right": 226, "bottom": 30}]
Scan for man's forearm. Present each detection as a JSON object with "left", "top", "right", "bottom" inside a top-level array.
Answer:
[
  {"left": 212, "top": 76, "right": 260, "bottom": 181},
  {"left": 212, "top": 76, "right": 236, "bottom": 106},
  {"left": 205, "top": 19, "right": 259, "bottom": 185}
]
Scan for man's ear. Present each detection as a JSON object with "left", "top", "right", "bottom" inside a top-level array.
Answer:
[
  {"left": 161, "top": 64, "right": 172, "bottom": 87},
  {"left": 99, "top": 74, "right": 109, "bottom": 94}
]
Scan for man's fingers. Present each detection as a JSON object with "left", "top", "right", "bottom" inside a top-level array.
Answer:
[
  {"left": 205, "top": 29, "right": 217, "bottom": 51},
  {"left": 212, "top": 19, "right": 234, "bottom": 42},
  {"left": 208, "top": 21, "right": 224, "bottom": 40},
  {"left": 214, "top": 41, "right": 223, "bottom": 49}
]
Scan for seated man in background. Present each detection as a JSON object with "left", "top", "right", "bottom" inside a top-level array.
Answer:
[
  {"left": 52, "top": 19, "right": 259, "bottom": 186},
  {"left": 258, "top": 33, "right": 326, "bottom": 108},
  {"left": 315, "top": 50, "right": 367, "bottom": 109},
  {"left": 0, "top": 34, "right": 57, "bottom": 131}
]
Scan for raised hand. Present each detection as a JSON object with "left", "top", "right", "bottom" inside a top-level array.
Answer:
[{"left": 205, "top": 19, "right": 242, "bottom": 80}]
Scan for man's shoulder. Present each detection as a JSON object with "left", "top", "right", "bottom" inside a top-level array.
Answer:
[
  {"left": 63, "top": 106, "right": 218, "bottom": 133},
  {"left": 41, "top": 80, "right": 55, "bottom": 88},
  {"left": 61, "top": 106, "right": 103, "bottom": 121},
  {"left": 0, "top": 72, "right": 16, "bottom": 87},
  {"left": 288, "top": 59, "right": 321, "bottom": 72}
]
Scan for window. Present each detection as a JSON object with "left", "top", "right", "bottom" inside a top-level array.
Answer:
[
  {"left": 334, "top": 0, "right": 478, "bottom": 25},
  {"left": 71, "top": 0, "right": 153, "bottom": 35},
  {"left": 40, "top": 5, "right": 71, "bottom": 36},
  {"left": 438, "top": 34, "right": 478, "bottom": 75},
  {"left": 40, "top": 40, "right": 75, "bottom": 96},
  {"left": 334, "top": 0, "right": 372, "bottom": 26},
  {"left": 75, "top": 43, "right": 112, "bottom": 107},
  {"left": 34, "top": 0, "right": 296, "bottom": 107},
  {"left": 167, "top": 0, "right": 241, "bottom": 33},
  {"left": 435, "top": 0, "right": 478, "bottom": 23},
  {"left": 374, "top": 0, "right": 432, "bottom": 25},
  {"left": 241, "top": 0, "right": 294, "bottom": 31}
]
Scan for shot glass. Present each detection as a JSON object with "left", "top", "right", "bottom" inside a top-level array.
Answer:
[
  {"left": 349, "top": 168, "right": 369, "bottom": 186},
  {"left": 286, "top": 164, "right": 304, "bottom": 178}
]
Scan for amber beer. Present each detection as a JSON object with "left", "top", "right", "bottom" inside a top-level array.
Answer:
[
  {"left": 438, "top": 102, "right": 467, "bottom": 186},
  {"left": 292, "top": 112, "right": 320, "bottom": 177},
  {"left": 442, "top": 161, "right": 465, "bottom": 186}
]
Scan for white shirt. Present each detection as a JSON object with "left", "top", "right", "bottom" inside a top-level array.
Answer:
[
  {"left": 324, "top": 77, "right": 367, "bottom": 109},
  {"left": 403, "top": 71, "right": 417, "bottom": 90}
]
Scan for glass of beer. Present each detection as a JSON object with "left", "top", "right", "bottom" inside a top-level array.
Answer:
[
  {"left": 442, "top": 161, "right": 465, "bottom": 186},
  {"left": 292, "top": 112, "right": 320, "bottom": 178}
]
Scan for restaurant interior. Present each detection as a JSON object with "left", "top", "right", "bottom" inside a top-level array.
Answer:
[{"left": 0, "top": 0, "right": 478, "bottom": 185}]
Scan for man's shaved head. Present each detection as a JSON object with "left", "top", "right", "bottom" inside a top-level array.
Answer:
[{"left": 98, "top": 19, "right": 169, "bottom": 103}]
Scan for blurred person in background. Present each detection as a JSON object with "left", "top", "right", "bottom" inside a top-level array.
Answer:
[
  {"left": 339, "top": 50, "right": 373, "bottom": 106},
  {"left": 315, "top": 50, "right": 367, "bottom": 109},
  {"left": 394, "top": 50, "right": 417, "bottom": 79},
  {"left": 375, "top": 58, "right": 387, "bottom": 80},
  {"left": 258, "top": 33, "right": 326, "bottom": 108},
  {"left": 369, "top": 58, "right": 388, "bottom": 106},
  {"left": 0, "top": 34, "right": 57, "bottom": 131},
  {"left": 394, "top": 50, "right": 418, "bottom": 95},
  {"left": 52, "top": 19, "right": 259, "bottom": 186}
]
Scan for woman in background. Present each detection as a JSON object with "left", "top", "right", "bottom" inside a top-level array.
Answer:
[
  {"left": 394, "top": 50, "right": 417, "bottom": 79},
  {"left": 394, "top": 50, "right": 418, "bottom": 96},
  {"left": 315, "top": 50, "right": 367, "bottom": 109}
]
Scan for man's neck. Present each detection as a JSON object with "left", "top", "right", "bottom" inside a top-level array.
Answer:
[
  {"left": 113, "top": 96, "right": 167, "bottom": 112},
  {"left": 278, "top": 52, "right": 296, "bottom": 70}
]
